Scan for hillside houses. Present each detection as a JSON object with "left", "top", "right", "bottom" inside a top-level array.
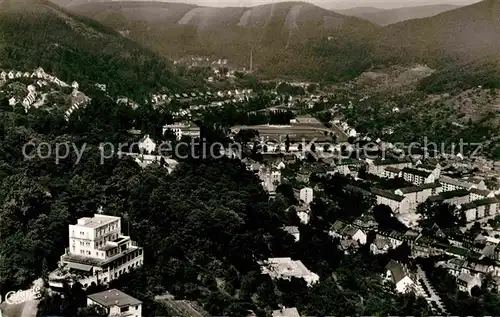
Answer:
[
  {"left": 65, "top": 91, "right": 91, "bottom": 120},
  {"left": 329, "top": 220, "right": 367, "bottom": 252},
  {"left": 22, "top": 91, "right": 37, "bottom": 111}
]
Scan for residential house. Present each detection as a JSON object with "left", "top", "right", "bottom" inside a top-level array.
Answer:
[
  {"left": 376, "top": 231, "right": 405, "bottom": 249},
  {"left": 260, "top": 257, "right": 319, "bottom": 286},
  {"left": 384, "top": 260, "right": 416, "bottom": 294},
  {"left": 283, "top": 226, "right": 300, "bottom": 242},
  {"left": 8, "top": 97, "right": 17, "bottom": 106},
  {"left": 138, "top": 135, "right": 156, "bottom": 154},
  {"left": 8, "top": 71, "right": 15, "bottom": 79},
  {"left": 0, "top": 71, "right": 6, "bottom": 80},
  {"left": 299, "top": 187, "right": 314, "bottom": 204},
  {"left": 457, "top": 273, "right": 481, "bottom": 294},
  {"left": 48, "top": 213, "right": 144, "bottom": 289},
  {"left": 87, "top": 289, "right": 142, "bottom": 317},
  {"left": 371, "top": 188, "right": 410, "bottom": 214},
  {"left": 436, "top": 258, "right": 468, "bottom": 277},
  {"left": 258, "top": 167, "right": 281, "bottom": 195},
  {"left": 460, "top": 197, "right": 500, "bottom": 222},
  {"left": 367, "top": 158, "right": 412, "bottom": 176},
  {"left": 294, "top": 204, "right": 310, "bottom": 224},
  {"left": 35, "top": 67, "right": 46, "bottom": 78},
  {"left": 370, "top": 237, "right": 391, "bottom": 255},
  {"left": 272, "top": 307, "right": 300, "bottom": 317},
  {"left": 15, "top": 71, "right": 22, "bottom": 78},
  {"left": 22, "top": 92, "right": 37, "bottom": 111},
  {"left": 329, "top": 220, "right": 367, "bottom": 245},
  {"left": 401, "top": 167, "right": 436, "bottom": 185}
]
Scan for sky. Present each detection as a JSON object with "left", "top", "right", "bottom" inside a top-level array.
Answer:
[{"left": 128, "top": 0, "right": 481, "bottom": 9}]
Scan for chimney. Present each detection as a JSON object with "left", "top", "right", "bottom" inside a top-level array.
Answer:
[{"left": 104, "top": 296, "right": 108, "bottom": 299}]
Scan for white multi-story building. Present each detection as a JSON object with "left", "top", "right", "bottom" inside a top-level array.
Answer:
[
  {"left": 162, "top": 122, "right": 200, "bottom": 141},
  {"left": 87, "top": 289, "right": 142, "bottom": 317},
  {"left": 49, "top": 213, "right": 143, "bottom": 289},
  {"left": 300, "top": 187, "right": 313, "bottom": 204}
]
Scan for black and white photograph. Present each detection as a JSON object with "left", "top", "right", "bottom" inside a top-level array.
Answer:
[{"left": 0, "top": 0, "right": 500, "bottom": 316}]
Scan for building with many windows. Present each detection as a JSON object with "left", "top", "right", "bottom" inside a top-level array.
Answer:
[
  {"left": 162, "top": 122, "right": 200, "bottom": 141},
  {"left": 49, "top": 213, "right": 143, "bottom": 289}
]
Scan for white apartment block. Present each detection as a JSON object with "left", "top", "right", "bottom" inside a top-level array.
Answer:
[
  {"left": 299, "top": 187, "right": 313, "bottom": 204},
  {"left": 87, "top": 289, "right": 142, "bottom": 317},
  {"left": 49, "top": 214, "right": 143, "bottom": 289},
  {"left": 162, "top": 122, "right": 200, "bottom": 141}
]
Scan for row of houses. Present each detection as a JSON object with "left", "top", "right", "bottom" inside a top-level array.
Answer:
[
  {"left": 1, "top": 67, "right": 70, "bottom": 88},
  {"left": 151, "top": 89, "right": 253, "bottom": 104}
]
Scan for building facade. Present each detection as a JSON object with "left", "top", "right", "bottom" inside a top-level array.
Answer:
[
  {"left": 87, "top": 289, "right": 142, "bottom": 317},
  {"left": 49, "top": 213, "right": 144, "bottom": 289}
]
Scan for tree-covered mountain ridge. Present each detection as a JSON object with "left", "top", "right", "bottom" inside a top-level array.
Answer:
[
  {"left": 0, "top": 0, "right": 195, "bottom": 99},
  {"left": 64, "top": 0, "right": 500, "bottom": 90}
]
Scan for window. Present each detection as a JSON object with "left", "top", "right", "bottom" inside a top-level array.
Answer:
[{"left": 120, "top": 306, "right": 129, "bottom": 313}]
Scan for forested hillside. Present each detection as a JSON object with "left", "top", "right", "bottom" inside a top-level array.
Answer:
[
  {"left": 68, "top": 1, "right": 379, "bottom": 82},
  {"left": 64, "top": 0, "right": 500, "bottom": 90},
  {"left": 337, "top": 4, "right": 461, "bottom": 26},
  {"left": 0, "top": 0, "right": 192, "bottom": 99}
]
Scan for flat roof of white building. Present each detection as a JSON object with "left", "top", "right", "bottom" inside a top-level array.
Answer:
[
  {"left": 261, "top": 257, "right": 314, "bottom": 278},
  {"left": 88, "top": 289, "right": 141, "bottom": 308},
  {"left": 75, "top": 214, "right": 119, "bottom": 228}
]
